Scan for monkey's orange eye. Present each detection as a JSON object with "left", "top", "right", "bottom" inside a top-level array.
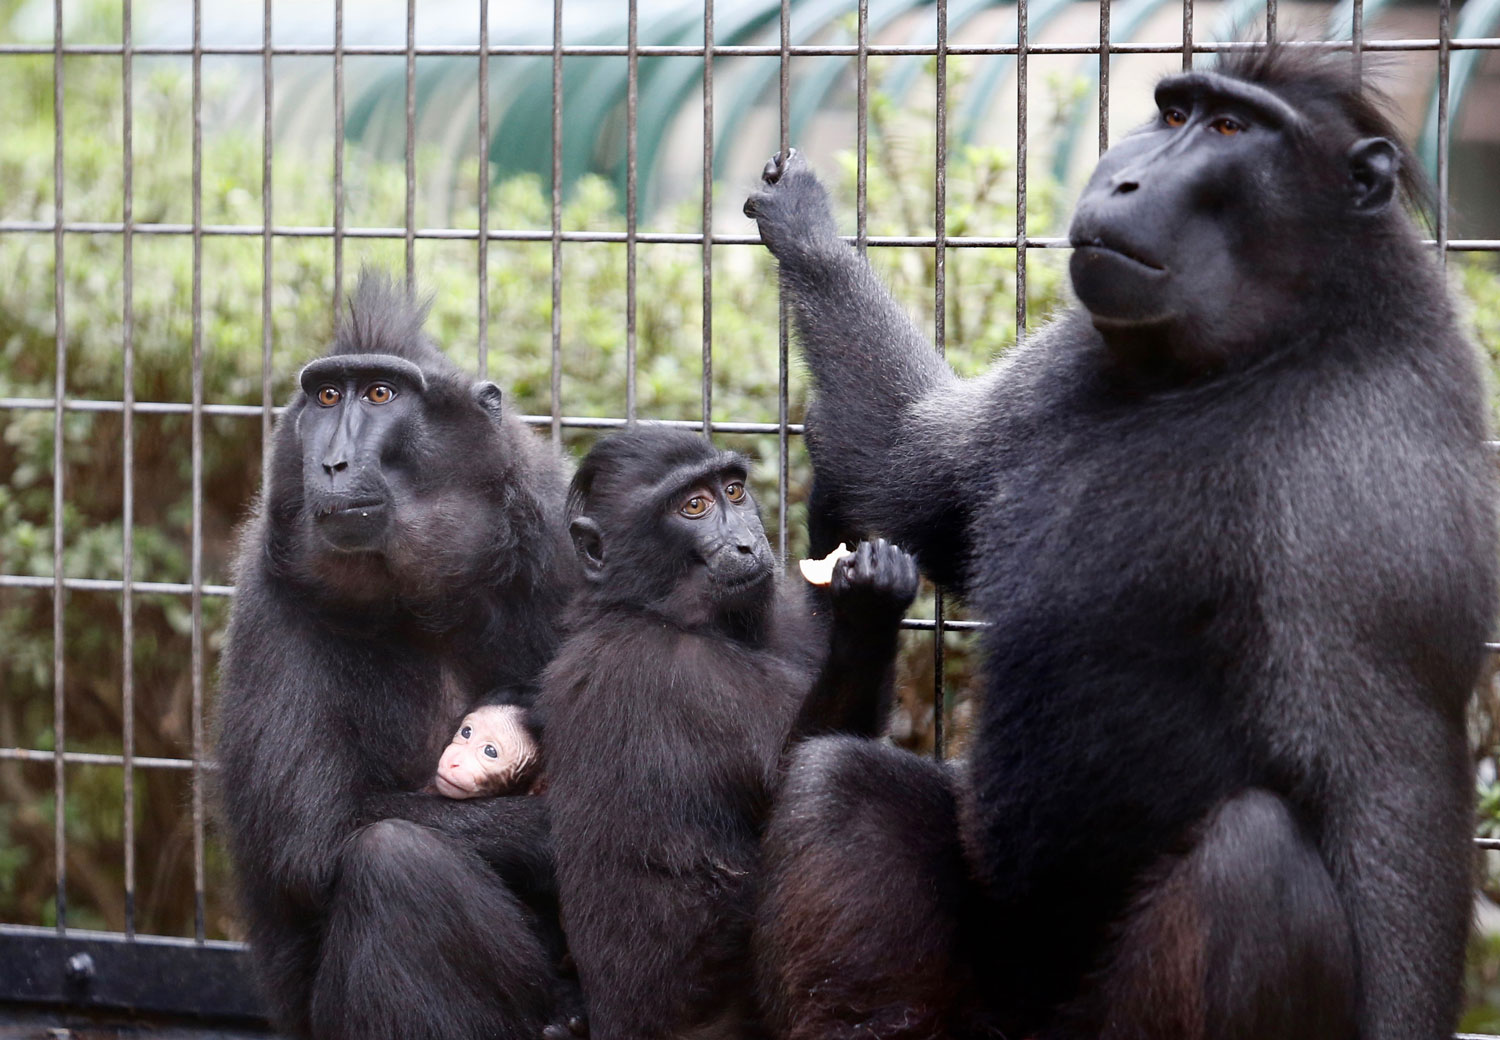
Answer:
[
  {"left": 1163, "top": 108, "right": 1188, "bottom": 128},
  {"left": 725, "top": 482, "right": 746, "bottom": 503},
  {"left": 1209, "top": 117, "right": 1243, "bottom": 136},
  {"left": 365, "top": 383, "right": 396, "bottom": 404},
  {"left": 316, "top": 386, "right": 342, "bottom": 407},
  {"left": 681, "top": 495, "right": 711, "bottom": 518}
]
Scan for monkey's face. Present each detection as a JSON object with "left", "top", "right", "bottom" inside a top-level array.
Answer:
[
  {"left": 432, "top": 706, "right": 538, "bottom": 799},
  {"left": 274, "top": 355, "right": 514, "bottom": 608},
  {"left": 569, "top": 436, "right": 778, "bottom": 631},
  {"left": 1068, "top": 70, "right": 1391, "bottom": 369},
  {"left": 295, "top": 352, "right": 425, "bottom": 553}
]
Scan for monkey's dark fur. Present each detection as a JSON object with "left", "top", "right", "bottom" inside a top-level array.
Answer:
[
  {"left": 215, "top": 274, "right": 578, "bottom": 1040},
  {"left": 538, "top": 429, "right": 917, "bottom": 1039},
  {"left": 745, "top": 47, "right": 1498, "bottom": 1040}
]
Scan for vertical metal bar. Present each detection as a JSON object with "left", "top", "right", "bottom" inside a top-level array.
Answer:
[
  {"left": 1436, "top": 0, "right": 1451, "bottom": 268},
  {"left": 626, "top": 0, "right": 639, "bottom": 424},
  {"left": 333, "top": 0, "right": 345, "bottom": 306},
  {"left": 1181, "top": 0, "right": 1193, "bottom": 70},
  {"left": 1098, "top": 0, "right": 1110, "bottom": 157},
  {"left": 261, "top": 0, "right": 274, "bottom": 487},
  {"left": 701, "top": 0, "right": 714, "bottom": 434},
  {"left": 404, "top": 0, "right": 416, "bottom": 293},
  {"left": 121, "top": 0, "right": 137, "bottom": 940},
  {"left": 1014, "top": 0, "right": 1027, "bottom": 347},
  {"left": 51, "top": 0, "right": 68, "bottom": 936},
  {"left": 934, "top": 1, "right": 947, "bottom": 357},
  {"left": 932, "top": 0, "right": 948, "bottom": 761},
  {"left": 1351, "top": 0, "right": 1363, "bottom": 81},
  {"left": 550, "top": 0, "right": 563, "bottom": 447},
  {"left": 190, "top": 0, "right": 207, "bottom": 944},
  {"left": 478, "top": 0, "right": 489, "bottom": 379},
  {"left": 856, "top": 0, "right": 868, "bottom": 254},
  {"left": 1265, "top": 0, "right": 1277, "bottom": 46},
  {"left": 777, "top": 0, "right": 790, "bottom": 558}
]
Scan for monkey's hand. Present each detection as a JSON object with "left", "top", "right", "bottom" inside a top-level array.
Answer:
[
  {"left": 743, "top": 149, "right": 839, "bottom": 261},
  {"left": 432, "top": 704, "right": 540, "bottom": 799},
  {"left": 542, "top": 1014, "right": 589, "bottom": 1040},
  {"left": 791, "top": 538, "right": 918, "bottom": 742},
  {"left": 829, "top": 538, "right": 919, "bottom": 624}
]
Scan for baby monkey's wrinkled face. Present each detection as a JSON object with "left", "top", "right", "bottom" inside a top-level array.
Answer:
[{"left": 432, "top": 704, "right": 539, "bottom": 798}]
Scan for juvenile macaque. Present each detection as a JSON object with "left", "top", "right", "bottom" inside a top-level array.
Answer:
[{"left": 428, "top": 704, "right": 543, "bottom": 798}]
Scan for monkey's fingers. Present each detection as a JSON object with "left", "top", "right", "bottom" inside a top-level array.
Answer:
[{"left": 762, "top": 147, "right": 798, "bottom": 184}]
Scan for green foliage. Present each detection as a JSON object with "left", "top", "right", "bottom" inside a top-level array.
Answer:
[
  {"left": 1466, "top": 929, "right": 1500, "bottom": 1034},
  {"left": 1460, "top": 255, "right": 1500, "bottom": 419}
]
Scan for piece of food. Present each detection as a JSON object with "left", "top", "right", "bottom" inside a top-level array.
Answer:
[{"left": 798, "top": 543, "right": 854, "bottom": 586}]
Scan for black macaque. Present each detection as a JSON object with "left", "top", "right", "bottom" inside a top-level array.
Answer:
[
  {"left": 744, "top": 47, "right": 1499, "bottom": 1040},
  {"left": 537, "top": 428, "right": 919, "bottom": 1039},
  {"left": 215, "top": 274, "right": 584, "bottom": 1040}
]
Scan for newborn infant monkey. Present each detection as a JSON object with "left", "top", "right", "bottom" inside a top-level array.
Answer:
[{"left": 428, "top": 704, "right": 544, "bottom": 798}]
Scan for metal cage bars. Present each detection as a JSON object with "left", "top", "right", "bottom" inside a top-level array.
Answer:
[{"left": 0, "top": 0, "right": 1494, "bottom": 1001}]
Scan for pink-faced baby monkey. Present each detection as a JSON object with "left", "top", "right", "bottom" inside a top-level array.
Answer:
[{"left": 428, "top": 704, "right": 544, "bottom": 798}]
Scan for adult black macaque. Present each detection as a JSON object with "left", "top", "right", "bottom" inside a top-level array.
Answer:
[
  {"left": 538, "top": 428, "right": 918, "bottom": 1039},
  {"left": 743, "top": 47, "right": 1499, "bottom": 1040},
  {"left": 215, "top": 274, "right": 581, "bottom": 1040}
]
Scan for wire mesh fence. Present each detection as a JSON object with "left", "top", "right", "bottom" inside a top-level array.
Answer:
[{"left": 1, "top": 0, "right": 1499, "bottom": 1029}]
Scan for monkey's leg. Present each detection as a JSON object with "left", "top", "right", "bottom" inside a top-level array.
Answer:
[
  {"left": 1054, "top": 788, "right": 1356, "bottom": 1040},
  {"left": 756, "top": 736, "right": 978, "bottom": 1040},
  {"left": 310, "top": 819, "right": 556, "bottom": 1040}
]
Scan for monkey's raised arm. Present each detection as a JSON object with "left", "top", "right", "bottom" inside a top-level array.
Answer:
[
  {"left": 789, "top": 539, "right": 919, "bottom": 747},
  {"left": 746, "top": 151, "right": 973, "bottom": 586}
]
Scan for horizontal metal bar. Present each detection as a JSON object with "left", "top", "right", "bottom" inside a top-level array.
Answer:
[
  {"left": 0, "top": 576, "right": 973, "bottom": 616},
  {"left": 0, "top": 399, "right": 806, "bottom": 434},
  {"left": 0, "top": 923, "right": 241, "bottom": 953},
  {"left": 901, "top": 618, "right": 985, "bottom": 631},
  {"left": 0, "top": 747, "right": 202, "bottom": 771},
  {"left": 2, "top": 38, "right": 1497, "bottom": 58},
  {"left": 8, "top": 398, "right": 1500, "bottom": 460},
  {"left": 5, "top": 222, "right": 1496, "bottom": 255},
  {"left": 517, "top": 415, "right": 805, "bottom": 433},
  {"left": 0, "top": 396, "right": 267, "bottom": 417},
  {"left": 0, "top": 574, "right": 234, "bottom": 596},
  {"left": 7, "top": 566, "right": 1486, "bottom": 646}
]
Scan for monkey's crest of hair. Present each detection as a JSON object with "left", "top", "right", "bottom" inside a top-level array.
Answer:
[
  {"left": 1213, "top": 43, "right": 1433, "bottom": 218},
  {"left": 333, "top": 269, "right": 460, "bottom": 380}
]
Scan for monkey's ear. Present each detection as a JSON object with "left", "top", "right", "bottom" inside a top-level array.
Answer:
[
  {"left": 473, "top": 381, "right": 504, "bottom": 416},
  {"left": 1348, "top": 137, "right": 1398, "bottom": 215},
  {"left": 569, "top": 517, "right": 606, "bottom": 580}
]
